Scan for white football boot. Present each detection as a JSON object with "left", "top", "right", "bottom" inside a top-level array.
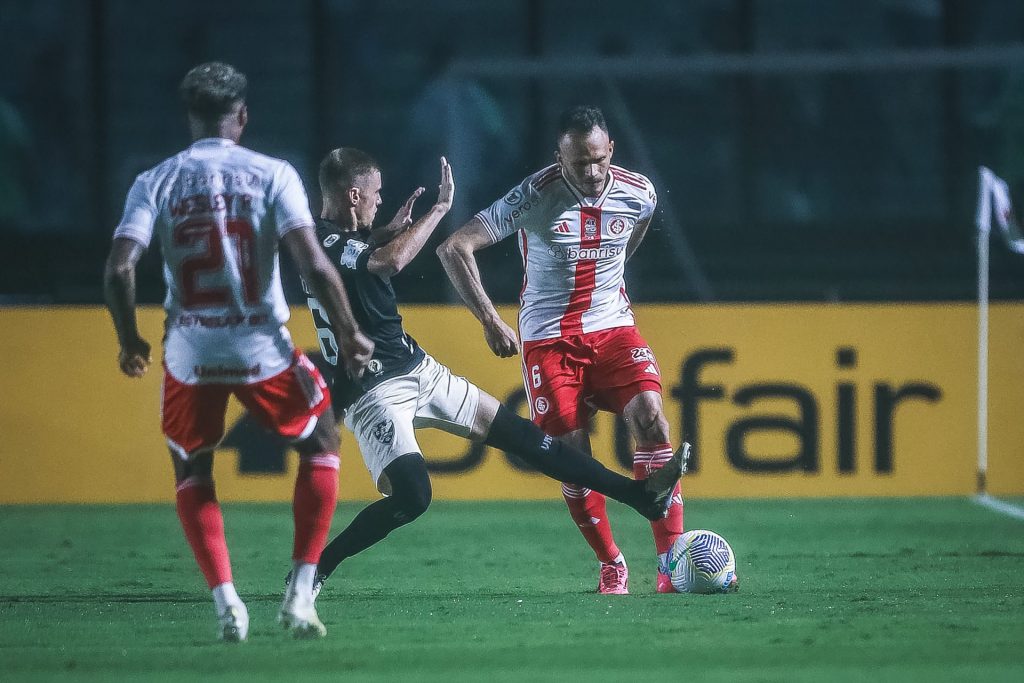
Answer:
[
  {"left": 218, "top": 602, "right": 249, "bottom": 643},
  {"left": 278, "top": 587, "right": 327, "bottom": 639}
]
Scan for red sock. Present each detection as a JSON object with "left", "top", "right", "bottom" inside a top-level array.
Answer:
[
  {"left": 633, "top": 444, "right": 684, "bottom": 557},
  {"left": 292, "top": 453, "right": 340, "bottom": 564},
  {"left": 175, "top": 476, "right": 232, "bottom": 589},
  {"left": 562, "top": 484, "right": 621, "bottom": 564}
]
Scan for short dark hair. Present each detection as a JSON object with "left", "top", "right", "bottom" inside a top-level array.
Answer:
[
  {"left": 557, "top": 105, "right": 608, "bottom": 139},
  {"left": 319, "top": 147, "right": 380, "bottom": 197},
  {"left": 179, "top": 62, "right": 247, "bottom": 121}
]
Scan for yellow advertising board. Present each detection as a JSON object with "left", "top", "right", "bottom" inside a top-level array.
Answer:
[{"left": 1, "top": 304, "right": 1022, "bottom": 503}]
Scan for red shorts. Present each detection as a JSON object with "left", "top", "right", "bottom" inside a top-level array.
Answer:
[
  {"left": 161, "top": 351, "right": 330, "bottom": 458},
  {"left": 521, "top": 326, "right": 663, "bottom": 435}
]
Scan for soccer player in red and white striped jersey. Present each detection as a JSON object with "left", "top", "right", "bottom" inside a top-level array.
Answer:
[
  {"left": 439, "top": 106, "right": 683, "bottom": 594},
  {"left": 103, "top": 62, "right": 373, "bottom": 640}
]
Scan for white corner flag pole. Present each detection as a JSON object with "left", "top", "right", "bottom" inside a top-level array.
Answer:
[
  {"left": 976, "top": 168, "right": 992, "bottom": 495},
  {"left": 975, "top": 166, "right": 1024, "bottom": 496}
]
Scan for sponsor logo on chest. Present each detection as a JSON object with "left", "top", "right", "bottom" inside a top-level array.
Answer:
[{"left": 584, "top": 216, "right": 598, "bottom": 238}]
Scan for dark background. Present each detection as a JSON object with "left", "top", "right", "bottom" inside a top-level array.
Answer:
[{"left": 1, "top": 0, "right": 1022, "bottom": 305}]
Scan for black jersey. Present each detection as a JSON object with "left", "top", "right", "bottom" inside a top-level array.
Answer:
[{"left": 306, "top": 218, "right": 424, "bottom": 410}]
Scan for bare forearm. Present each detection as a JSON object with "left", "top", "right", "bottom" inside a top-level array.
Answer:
[
  {"left": 104, "top": 265, "right": 141, "bottom": 345},
  {"left": 373, "top": 205, "right": 447, "bottom": 275},
  {"left": 438, "top": 243, "right": 502, "bottom": 325}
]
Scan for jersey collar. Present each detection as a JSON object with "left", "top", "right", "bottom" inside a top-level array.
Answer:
[
  {"left": 560, "top": 167, "right": 613, "bottom": 207},
  {"left": 190, "top": 137, "right": 237, "bottom": 148}
]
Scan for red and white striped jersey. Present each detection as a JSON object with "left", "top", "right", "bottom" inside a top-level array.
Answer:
[
  {"left": 113, "top": 138, "right": 315, "bottom": 384},
  {"left": 477, "top": 164, "right": 657, "bottom": 342}
]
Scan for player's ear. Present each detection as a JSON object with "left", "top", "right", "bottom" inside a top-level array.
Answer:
[
  {"left": 237, "top": 104, "right": 248, "bottom": 128},
  {"left": 608, "top": 139, "right": 614, "bottom": 159},
  {"left": 348, "top": 187, "right": 360, "bottom": 206},
  {"left": 554, "top": 149, "right": 562, "bottom": 167}
]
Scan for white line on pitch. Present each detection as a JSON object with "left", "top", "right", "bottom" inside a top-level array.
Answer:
[{"left": 972, "top": 494, "right": 1024, "bottom": 521}]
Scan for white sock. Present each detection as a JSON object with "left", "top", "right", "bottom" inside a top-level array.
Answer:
[
  {"left": 212, "top": 582, "right": 241, "bottom": 614},
  {"left": 291, "top": 562, "right": 317, "bottom": 597}
]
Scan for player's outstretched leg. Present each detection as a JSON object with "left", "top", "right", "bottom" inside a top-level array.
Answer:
[
  {"left": 481, "top": 405, "right": 682, "bottom": 521},
  {"left": 292, "top": 453, "right": 431, "bottom": 595},
  {"left": 172, "top": 453, "right": 248, "bottom": 642},
  {"left": 480, "top": 404, "right": 688, "bottom": 595}
]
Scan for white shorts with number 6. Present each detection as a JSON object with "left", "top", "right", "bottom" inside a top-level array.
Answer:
[{"left": 343, "top": 354, "right": 480, "bottom": 492}]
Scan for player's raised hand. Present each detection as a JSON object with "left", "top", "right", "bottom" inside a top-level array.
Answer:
[
  {"left": 483, "top": 316, "right": 520, "bottom": 358},
  {"left": 340, "top": 330, "right": 375, "bottom": 379},
  {"left": 118, "top": 336, "right": 152, "bottom": 378},
  {"left": 373, "top": 187, "right": 426, "bottom": 246},
  {"left": 435, "top": 156, "right": 455, "bottom": 213}
]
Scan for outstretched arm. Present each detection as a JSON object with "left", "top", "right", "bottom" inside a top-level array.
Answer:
[
  {"left": 367, "top": 157, "right": 454, "bottom": 278},
  {"left": 436, "top": 217, "right": 519, "bottom": 358},
  {"left": 104, "top": 237, "right": 151, "bottom": 378},
  {"left": 282, "top": 226, "right": 374, "bottom": 378}
]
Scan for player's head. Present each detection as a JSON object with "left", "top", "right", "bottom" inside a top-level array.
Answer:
[
  {"left": 180, "top": 62, "right": 248, "bottom": 141},
  {"left": 555, "top": 105, "right": 614, "bottom": 198},
  {"left": 319, "top": 147, "right": 382, "bottom": 229}
]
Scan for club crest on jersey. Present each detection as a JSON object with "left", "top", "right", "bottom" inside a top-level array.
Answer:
[
  {"left": 553, "top": 221, "right": 572, "bottom": 235},
  {"left": 367, "top": 359, "right": 383, "bottom": 375},
  {"left": 341, "top": 239, "right": 369, "bottom": 270},
  {"left": 584, "top": 217, "right": 598, "bottom": 237},
  {"left": 608, "top": 217, "right": 628, "bottom": 235},
  {"left": 323, "top": 233, "right": 340, "bottom": 248},
  {"left": 371, "top": 419, "right": 395, "bottom": 445},
  {"left": 504, "top": 189, "right": 523, "bottom": 205},
  {"left": 534, "top": 397, "right": 550, "bottom": 415}
]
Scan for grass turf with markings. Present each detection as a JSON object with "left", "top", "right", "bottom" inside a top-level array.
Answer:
[{"left": 1, "top": 498, "right": 1022, "bottom": 682}]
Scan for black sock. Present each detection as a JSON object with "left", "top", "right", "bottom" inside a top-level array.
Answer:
[
  {"left": 317, "top": 453, "right": 431, "bottom": 578},
  {"left": 483, "top": 405, "right": 644, "bottom": 508}
]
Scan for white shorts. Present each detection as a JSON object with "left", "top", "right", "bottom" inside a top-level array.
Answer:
[{"left": 343, "top": 354, "right": 480, "bottom": 492}]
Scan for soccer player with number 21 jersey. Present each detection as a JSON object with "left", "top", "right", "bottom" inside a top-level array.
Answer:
[{"left": 104, "top": 62, "right": 373, "bottom": 642}]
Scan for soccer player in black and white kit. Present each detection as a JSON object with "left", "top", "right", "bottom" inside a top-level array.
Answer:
[{"left": 297, "top": 148, "right": 690, "bottom": 595}]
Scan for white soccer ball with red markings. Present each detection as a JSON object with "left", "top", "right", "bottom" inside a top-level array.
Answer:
[{"left": 668, "top": 529, "right": 739, "bottom": 594}]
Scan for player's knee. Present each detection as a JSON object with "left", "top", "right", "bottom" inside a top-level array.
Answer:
[
  {"left": 171, "top": 450, "right": 213, "bottom": 483},
  {"left": 295, "top": 413, "right": 340, "bottom": 456},
  {"left": 631, "top": 406, "right": 667, "bottom": 441},
  {"left": 386, "top": 453, "right": 432, "bottom": 523},
  {"left": 397, "top": 479, "right": 432, "bottom": 521}
]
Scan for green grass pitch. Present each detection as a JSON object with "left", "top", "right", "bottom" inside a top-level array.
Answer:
[{"left": 2, "top": 498, "right": 1022, "bottom": 682}]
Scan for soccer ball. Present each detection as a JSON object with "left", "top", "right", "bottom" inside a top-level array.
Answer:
[{"left": 667, "top": 529, "right": 739, "bottom": 594}]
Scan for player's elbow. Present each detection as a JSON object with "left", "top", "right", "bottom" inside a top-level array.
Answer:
[
  {"left": 368, "top": 253, "right": 401, "bottom": 278},
  {"left": 302, "top": 262, "right": 338, "bottom": 298},
  {"left": 436, "top": 236, "right": 464, "bottom": 266},
  {"left": 103, "top": 258, "right": 133, "bottom": 288}
]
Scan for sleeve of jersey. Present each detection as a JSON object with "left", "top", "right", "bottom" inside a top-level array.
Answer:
[
  {"left": 112, "top": 175, "right": 157, "bottom": 247},
  {"left": 475, "top": 178, "right": 536, "bottom": 243},
  {"left": 639, "top": 177, "right": 658, "bottom": 223},
  {"left": 272, "top": 162, "right": 316, "bottom": 238}
]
